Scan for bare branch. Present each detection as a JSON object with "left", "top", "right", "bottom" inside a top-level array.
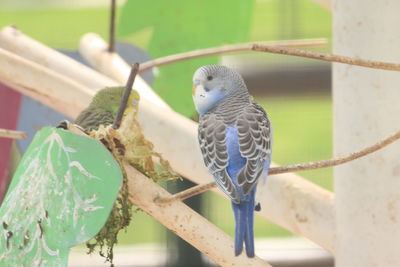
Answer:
[
  {"left": 108, "top": 0, "right": 117, "bottom": 53},
  {"left": 139, "top": 38, "right": 327, "bottom": 73},
  {"left": 251, "top": 44, "right": 400, "bottom": 71},
  {"left": 156, "top": 129, "right": 400, "bottom": 204},
  {"left": 112, "top": 63, "right": 139, "bottom": 129},
  {"left": 0, "top": 128, "right": 27, "bottom": 139},
  {"left": 154, "top": 181, "right": 216, "bottom": 205},
  {"left": 139, "top": 39, "right": 400, "bottom": 73}
]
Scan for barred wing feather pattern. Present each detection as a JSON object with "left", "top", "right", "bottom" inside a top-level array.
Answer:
[
  {"left": 236, "top": 102, "right": 272, "bottom": 195},
  {"left": 198, "top": 113, "right": 240, "bottom": 202},
  {"left": 198, "top": 102, "right": 271, "bottom": 202}
]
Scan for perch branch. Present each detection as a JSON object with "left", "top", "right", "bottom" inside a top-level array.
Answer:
[
  {"left": 108, "top": 0, "right": 116, "bottom": 53},
  {"left": 0, "top": 47, "right": 94, "bottom": 119},
  {"left": 139, "top": 38, "right": 327, "bottom": 73},
  {"left": 79, "top": 33, "right": 171, "bottom": 109},
  {"left": 0, "top": 128, "right": 27, "bottom": 139},
  {"left": 112, "top": 63, "right": 139, "bottom": 129},
  {"left": 0, "top": 26, "right": 118, "bottom": 90},
  {"left": 140, "top": 41, "right": 400, "bottom": 73},
  {"left": 156, "top": 129, "right": 400, "bottom": 204},
  {"left": 251, "top": 44, "right": 400, "bottom": 71}
]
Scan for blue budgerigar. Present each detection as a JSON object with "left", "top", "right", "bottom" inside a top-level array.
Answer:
[{"left": 192, "top": 65, "right": 272, "bottom": 257}]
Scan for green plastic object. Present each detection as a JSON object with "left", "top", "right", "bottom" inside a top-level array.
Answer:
[
  {"left": 119, "top": 0, "right": 254, "bottom": 117},
  {"left": 0, "top": 127, "right": 122, "bottom": 266}
]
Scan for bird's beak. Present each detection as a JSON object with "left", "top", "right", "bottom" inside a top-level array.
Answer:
[{"left": 192, "top": 85, "right": 197, "bottom": 96}]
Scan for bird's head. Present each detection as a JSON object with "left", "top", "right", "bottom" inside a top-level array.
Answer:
[
  {"left": 192, "top": 65, "right": 247, "bottom": 115},
  {"left": 91, "top": 86, "right": 140, "bottom": 116}
]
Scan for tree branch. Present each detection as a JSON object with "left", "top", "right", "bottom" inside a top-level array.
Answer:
[
  {"left": 139, "top": 40, "right": 400, "bottom": 73},
  {"left": 108, "top": 0, "right": 117, "bottom": 53},
  {"left": 251, "top": 44, "right": 400, "bottom": 71},
  {"left": 0, "top": 128, "right": 27, "bottom": 139},
  {"left": 112, "top": 63, "right": 139, "bottom": 129},
  {"left": 139, "top": 38, "right": 327, "bottom": 73},
  {"left": 155, "top": 129, "right": 400, "bottom": 204}
]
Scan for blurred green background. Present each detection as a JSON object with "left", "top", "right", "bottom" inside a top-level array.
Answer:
[{"left": 0, "top": 0, "right": 332, "bottom": 245}]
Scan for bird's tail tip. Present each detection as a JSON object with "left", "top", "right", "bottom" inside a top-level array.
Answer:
[{"left": 232, "top": 199, "right": 255, "bottom": 258}]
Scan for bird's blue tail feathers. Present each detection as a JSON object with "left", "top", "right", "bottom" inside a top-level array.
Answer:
[{"left": 232, "top": 191, "right": 255, "bottom": 257}]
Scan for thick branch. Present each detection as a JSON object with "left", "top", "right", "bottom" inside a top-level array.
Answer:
[
  {"left": 79, "top": 33, "right": 171, "bottom": 110},
  {"left": 156, "top": 129, "right": 400, "bottom": 204},
  {"left": 139, "top": 38, "right": 327, "bottom": 73},
  {"left": 0, "top": 128, "right": 27, "bottom": 139}
]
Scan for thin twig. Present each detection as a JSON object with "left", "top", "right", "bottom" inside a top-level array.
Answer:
[
  {"left": 108, "top": 0, "right": 117, "bottom": 53},
  {"left": 112, "top": 63, "right": 139, "bottom": 129},
  {"left": 140, "top": 40, "right": 400, "bottom": 73},
  {"left": 250, "top": 44, "right": 400, "bottom": 71},
  {"left": 139, "top": 38, "right": 327, "bottom": 73},
  {"left": 155, "top": 129, "right": 400, "bottom": 204},
  {"left": 0, "top": 128, "right": 27, "bottom": 139}
]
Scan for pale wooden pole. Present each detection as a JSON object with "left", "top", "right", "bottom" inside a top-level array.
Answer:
[
  {"left": 333, "top": 1, "right": 400, "bottom": 266},
  {"left": 0, "top": 26, "right": 117, "bottom": 90},
  {"left": 79, "top": 33, "right": 171, "bottom": 110}
]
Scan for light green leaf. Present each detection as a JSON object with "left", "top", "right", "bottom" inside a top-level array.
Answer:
[{"left": 0, "top": 127, "right": 122, "bottom": 266}]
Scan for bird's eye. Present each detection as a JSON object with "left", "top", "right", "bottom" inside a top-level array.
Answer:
[{"left": 207, "top": 75, "right": 213, "bottom": 81}]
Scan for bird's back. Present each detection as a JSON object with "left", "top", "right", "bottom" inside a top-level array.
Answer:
[{"left": 74, "top": 107, "right": 114, "bottom": 132}]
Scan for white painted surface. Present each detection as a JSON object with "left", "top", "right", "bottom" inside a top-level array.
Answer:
[{"left": 333, "top": 1, "right": 400, "bottom": 266}]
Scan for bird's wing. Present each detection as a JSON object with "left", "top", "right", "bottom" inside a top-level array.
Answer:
[
  {"left": 74, "top": 107, "right": 114, "bottom": 132},
  {"left": 198, "top": 113, "right": 240, "bottom": 201},
  {"left": 236, "top": 102, "right": 272, "bottom": 195}
]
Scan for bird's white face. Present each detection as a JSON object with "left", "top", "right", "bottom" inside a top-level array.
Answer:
[{"left": 192, "top": 69, "right": 228, "bottom": 115}]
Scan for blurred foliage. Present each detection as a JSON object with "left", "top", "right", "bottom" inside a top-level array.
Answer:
[
  {"left": 118, "top": 0, "right": 255, "bottom": 117},
  {"left": 250, "top": 0, "right": 331, "bottom": 41},
  {"left": 0, "top": 8, "right": 113, "bottom": 49},
  {"left": 257, "top": 95, "right": 332, "bottom": 190}
]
